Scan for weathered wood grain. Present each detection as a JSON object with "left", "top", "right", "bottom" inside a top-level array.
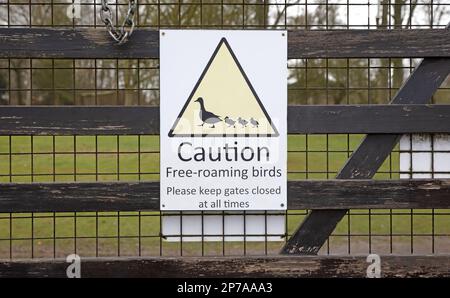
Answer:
[
  {"left": 0, "top": 29, "right": 449, "bottom": 59},
  {"left": 281, "top": 57, "right": 450, "bottom": 255},
  {"left": 0, "top": 180, "right": 448, "bottom": 212},
  {"left": 0, "top": 255, "right": 449, "bottom": 278},
  {"left": 1, "top": 105, "right": 449, "bottom": 135},
  {"left": 287, "top": 179, "right": 450, "bottom": 210},
  {"left": 0, "top": 106, "right": 160, "bottom": 135},
  {"left": 0, "top": 182, "right": 159, "bottom": 212},
  {"left": 288, "top": 29, "right": 450, "bottom": 58},
  {"left": 288, "top": 105, "right": 450, "bottom": 134},
  {"left": 0, "top": 29, "right": 160, "bottom": 59}
]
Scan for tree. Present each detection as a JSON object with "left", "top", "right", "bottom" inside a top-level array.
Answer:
[
  {"left": 2, "top": 2, "right": 447, "bottom": 106},
  {"left": 373, "top": 0, "right": 445, "bottom": 103},
  {"left": 0, "top": 4, "right": 74, "bottom": 104},
  {"left": 287, "top": 3, "right": 369, "bottom": 105}
]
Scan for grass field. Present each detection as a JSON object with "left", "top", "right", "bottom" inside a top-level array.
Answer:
[
  {"left": 0, "top": 134, "right": 398, "bottom": 182},
  {"left": 0, "top": 135, "right": 449, "bottom": 258}
]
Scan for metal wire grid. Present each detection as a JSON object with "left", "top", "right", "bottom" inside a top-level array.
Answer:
[
  {"left": 0, "top": 1, "right": 449, "bottom": 259},
  {"left": 0, "top": 0, "right": 449, "bottom": 29},
  {"left": 0, "top": 59, "right": 160, "bottom": 106},
  {"left": 1, "top": 58, "right": 449, "bottom": 106},
  {"left": 1, "top": 209, "right": 449, "bottom": 258}
]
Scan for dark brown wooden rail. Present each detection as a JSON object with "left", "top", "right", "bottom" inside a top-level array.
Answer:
[
  {"left": 1, "top": 105, "right": 449, "bottom": 135},
  {"left": 0, "top": 255, "right": 449, "bottom": 278},
  {"left": 0, "top": 29, "right": 449, "bottom": 59},
  {"left": 0, "top": 106, "right": 160, "bottom": 135},
  {"left": 0, "top": 179, "right": 448, "bottom": 212}
]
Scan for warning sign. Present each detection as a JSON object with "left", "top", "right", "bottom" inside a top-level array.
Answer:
[
  {"left": 169, "top": 38, "right": 278, "bottom": 137},
  {"left": 160, "top": 30, "right": 287, "bottom": 211}
]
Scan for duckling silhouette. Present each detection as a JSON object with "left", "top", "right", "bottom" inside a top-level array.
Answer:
[
  {"left": 224, "top": 116, "right": 236, "bottom": 128},
  {"left": 237, "top": 117, "right": 248, "bottom": 128},
  {"left": 250, "top": 118, "right": 259, "bottom": 128},
  {"left": 194, "top": 97, "right": 221, "bottom": 128}
]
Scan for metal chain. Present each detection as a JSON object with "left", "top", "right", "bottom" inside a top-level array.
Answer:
[{"left": 100, "top": 0, "right": 136, "bottom": 45}]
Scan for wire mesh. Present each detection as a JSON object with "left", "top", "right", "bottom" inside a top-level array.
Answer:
[{"left": 0, "top": 0, "right": 449, "bottom": 259}]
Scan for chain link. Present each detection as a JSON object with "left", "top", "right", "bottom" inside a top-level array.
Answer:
[{"left": 100, "top": 0, "right": 136, "bottom": 45}]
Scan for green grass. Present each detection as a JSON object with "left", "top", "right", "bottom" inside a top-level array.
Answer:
[
  {"left": 0, "top": 135, "right": 447, "bottom": 258},
  {"left": 0, "top": 135, "right": 160, "bottom": 183},
  {"left": 0, "top": 134, "right": 399, "bottom": 182}
]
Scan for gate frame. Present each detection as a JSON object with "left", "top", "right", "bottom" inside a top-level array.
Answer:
[{"left": 0, "top": 26, "right": 449, "bottom": 277}]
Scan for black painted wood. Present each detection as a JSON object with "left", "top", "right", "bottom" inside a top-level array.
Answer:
[
  {"left": 0, "top": 29, "right": 449, "bottom": 59},
  {"left": 281, "top": 57, "right": 450, "bottom": 255},
  {"left": 1, "top": 255, "right": 449, "bottom": 278},
  {"left": 287, "top": 179, "right": 450, "bottom": 210},
  {"left": 0, "top": 180, "right": 448, "bottom": 212},
  {"left": 287, "top": 29, "right": 450, "bottom": 59},
  {"left": 1, "top": 105, "right": 449, "bottom": 135},
  {"left": 0, "top": 29, "right": 160, "bottom": 59},
  {"left": 0, "top": 106, "right": 160, "bottom": 135},
  {"left": 287, "top": 104, "right": 450, "bottom": 134},
  {"left": 0, "top": 182, "right": 159, "bottom": 212}
]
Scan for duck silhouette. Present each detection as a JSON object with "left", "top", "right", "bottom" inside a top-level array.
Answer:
[
  {"left": 194, "top": 97, "right": 221, "bottom": 128},
  {"left": 224, "top": 116, "right": 236, "bottom": 128},
  {"left": 237, "top": 117, "right": 248, "bottom": 128},
  {"left": 250, "top": 118, "right": 259, "bottom": 128}
]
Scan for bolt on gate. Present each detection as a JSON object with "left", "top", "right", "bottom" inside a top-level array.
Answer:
[{"left": 0, "top": 2, "right": 449, "bottom": 278}]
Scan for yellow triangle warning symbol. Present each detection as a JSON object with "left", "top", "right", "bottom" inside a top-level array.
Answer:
[{"left": 169, "top": 38, "right": 279, "bottom": 137}]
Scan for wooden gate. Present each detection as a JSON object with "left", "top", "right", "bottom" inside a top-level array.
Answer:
[{"left": 0, "top": 27, "right": 449, "bottom": 277}]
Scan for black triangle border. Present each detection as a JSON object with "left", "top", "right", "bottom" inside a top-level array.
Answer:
[{"left": 168, "top": 37, "right": 280, "bottom": 138}]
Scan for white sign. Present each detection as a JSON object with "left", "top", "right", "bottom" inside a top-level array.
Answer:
[
  {"left": 162, "top": 212, "right": 285, "bottom": 242},
  {"left": 160, "top": 30, "right": 287, "bottom": 211}
]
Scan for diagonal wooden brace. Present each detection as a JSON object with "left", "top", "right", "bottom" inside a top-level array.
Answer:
[{"left": 281, "top": 34, "right": 450, "bottom": 254}]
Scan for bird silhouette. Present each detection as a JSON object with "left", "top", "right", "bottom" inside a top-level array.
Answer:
[
  {"left": 194, "top": 97, "right": 221, "bottom": 128},
  {"left": 224, "top": 116, "right": 236, "bottom": 128},
  {"left": 237, "top": 117, "right": 248, "bottom": 128},
  {"left": 250, "top": 118, "right": 259, "bottom": 128}
]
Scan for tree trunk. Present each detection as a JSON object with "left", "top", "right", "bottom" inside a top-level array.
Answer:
[
  {"left": 375, "top": 0, "right": 390, "bottom": 103},
  {"left": 392, "top": 0, "right": 406, "bottom": 92}
]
